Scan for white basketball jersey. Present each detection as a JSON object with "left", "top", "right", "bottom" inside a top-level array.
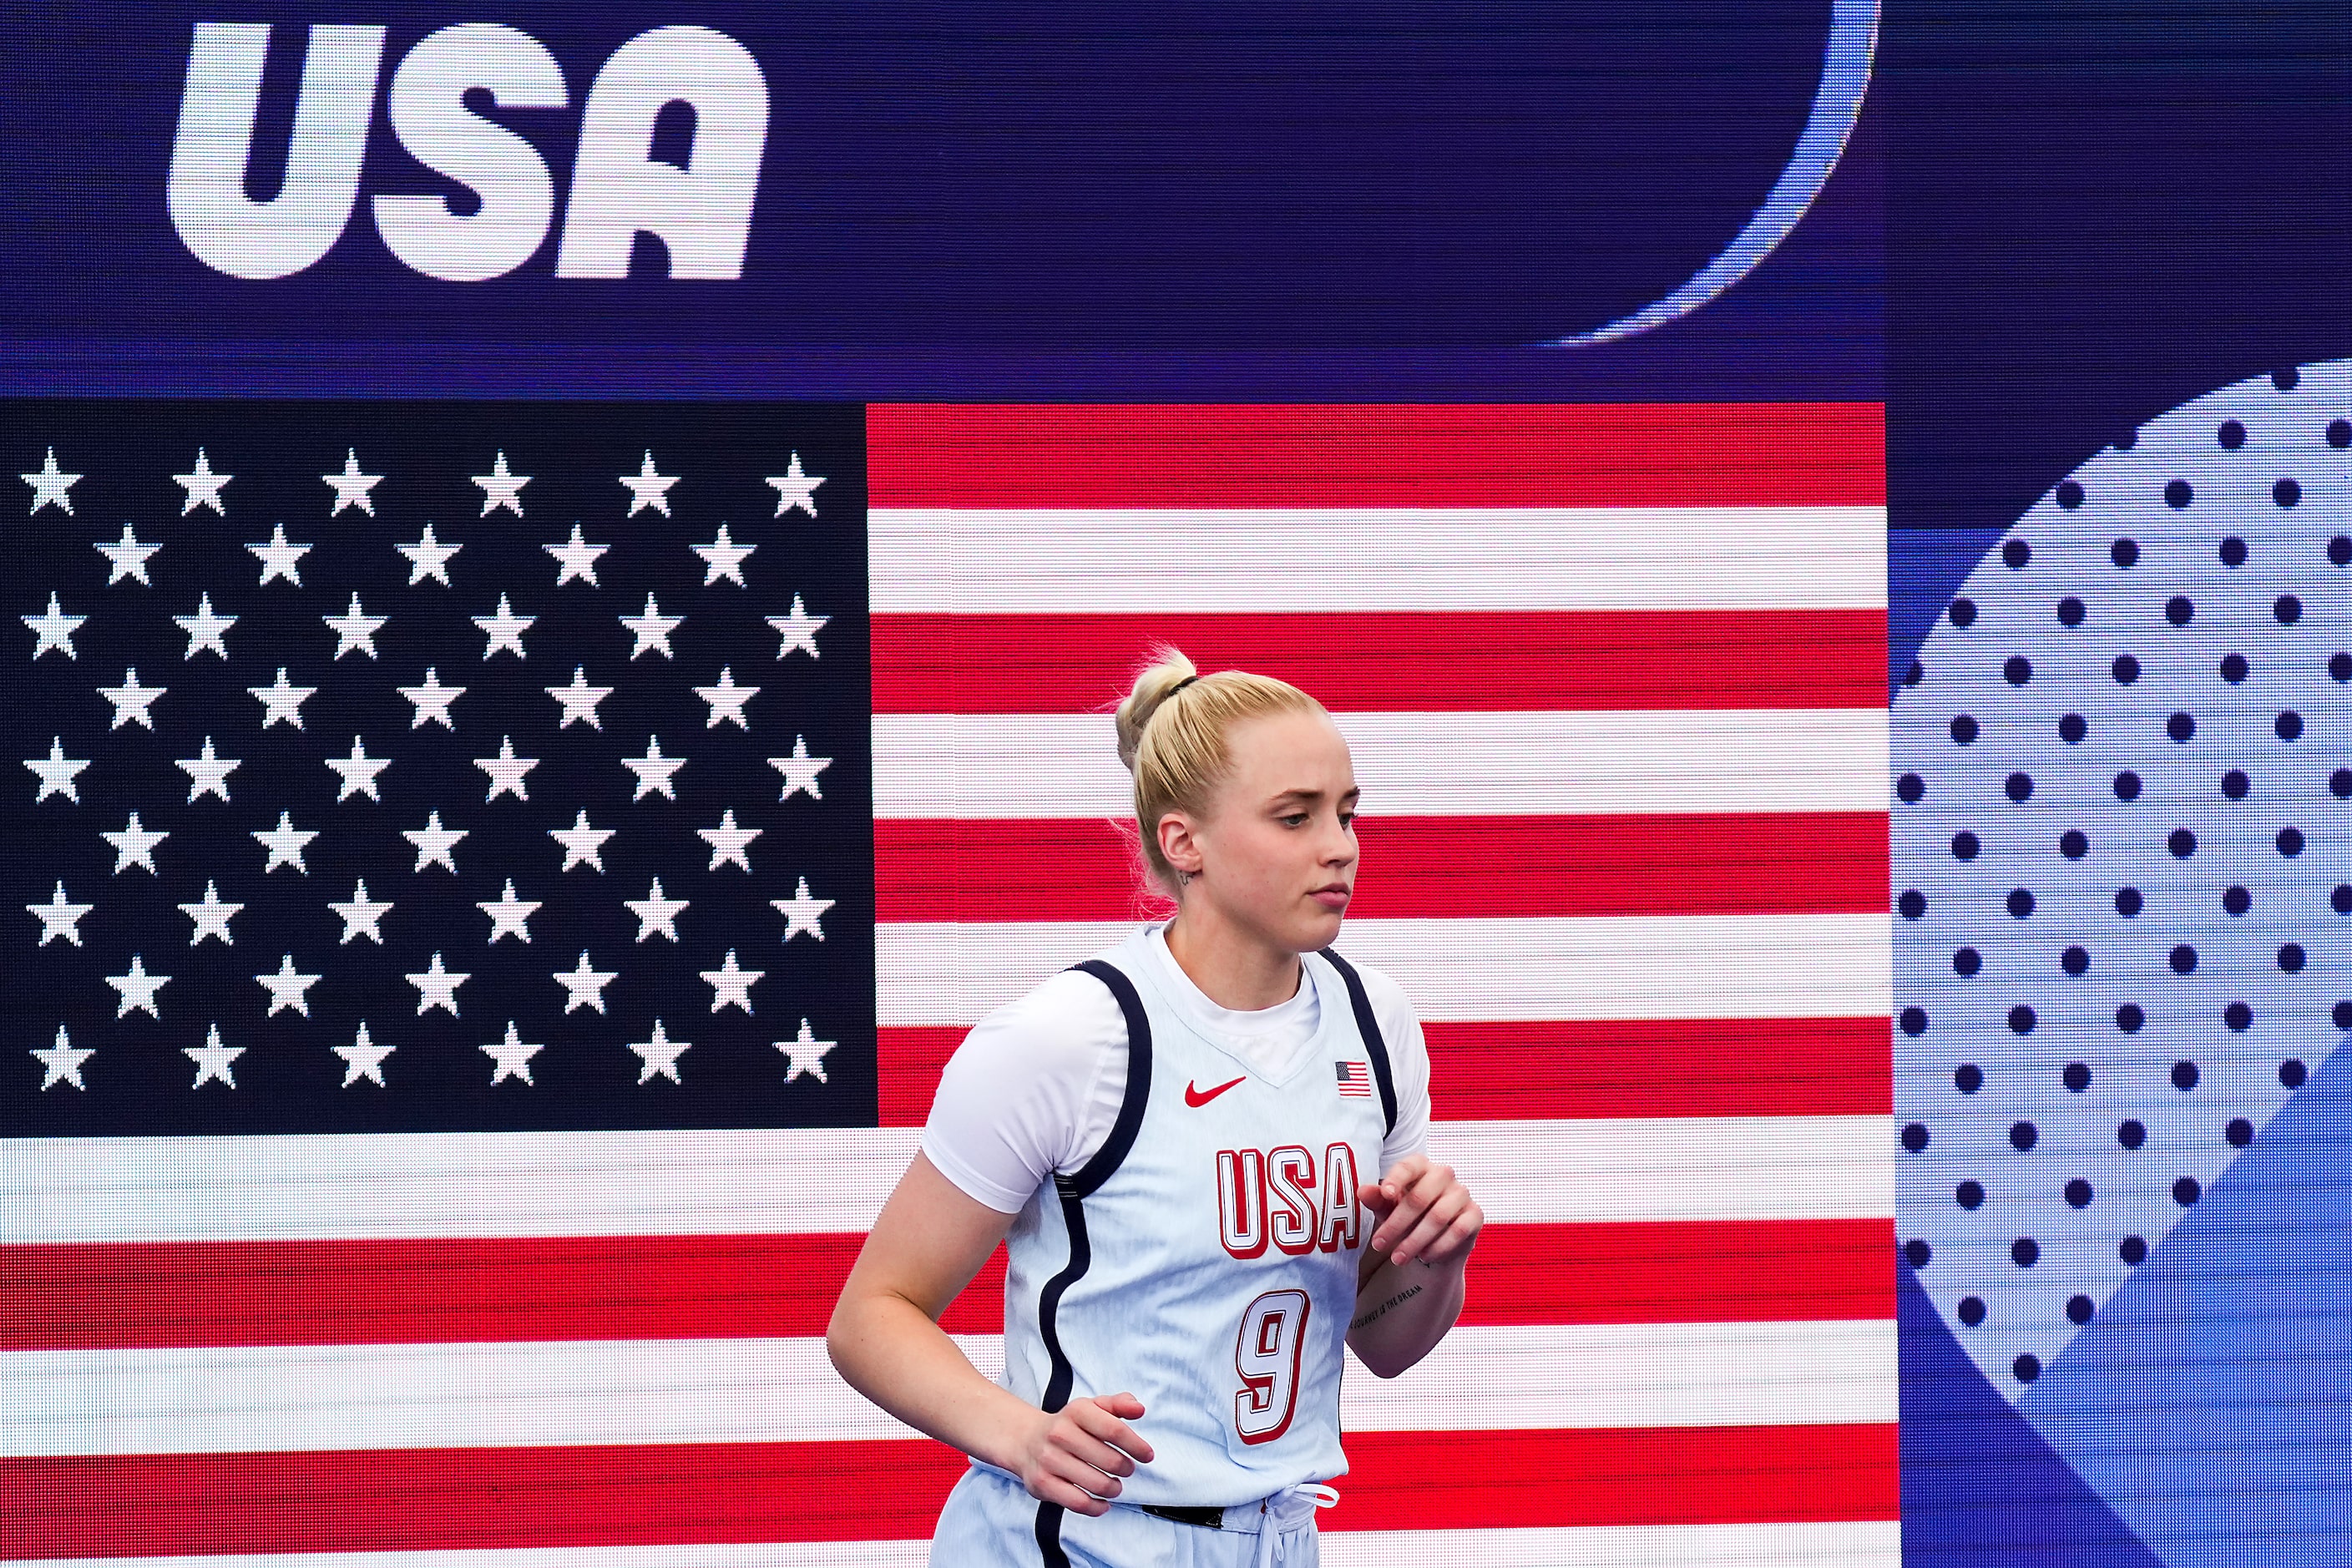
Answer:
[{"left": 991, "top": 929, "right": 1397, "bottom": 1545}]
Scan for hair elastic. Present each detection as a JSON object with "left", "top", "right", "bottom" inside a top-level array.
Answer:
[{"left": 1167, "top": 675, "right": 1200, "bottom": 695}]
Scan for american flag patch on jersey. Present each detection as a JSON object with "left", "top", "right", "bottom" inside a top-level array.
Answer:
[{"left": 1335, "top": 1060, "right": 1371, "bottom": 1097}]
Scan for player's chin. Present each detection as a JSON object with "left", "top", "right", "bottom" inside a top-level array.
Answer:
[{"left": 1289, "top": 904, "right": 1348, "bottom": 951}]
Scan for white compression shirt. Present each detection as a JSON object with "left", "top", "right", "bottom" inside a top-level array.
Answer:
[{"left": 922, "top": 924, "right": 1432, "bottom": 1215}]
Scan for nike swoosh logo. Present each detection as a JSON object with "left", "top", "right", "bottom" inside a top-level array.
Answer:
[{"left": 1185, "top": 1075, "right": 1247, "bottom": 1107}]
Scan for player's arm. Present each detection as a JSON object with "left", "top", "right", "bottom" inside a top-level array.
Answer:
[
  {"left": 827, "top": 1151, "right": 1155, "bottom": 1515},
  {"left": 1345, "top": 1153, "right": 1481, "bottom": 1378}
]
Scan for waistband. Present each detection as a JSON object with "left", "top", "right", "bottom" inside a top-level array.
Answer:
[{"left": 1137, "top": 1483, "right": 1338, "bottom": 1547}]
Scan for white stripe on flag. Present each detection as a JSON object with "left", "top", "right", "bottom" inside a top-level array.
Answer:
[
  {"left": 873, "top": 709, "right": 1890, "bottom": 817},
  {"left": 0, "top": 1520, "right": 1906, "bottom": 1568},
  {"left": 0, "top": 1115, "right": 1890, "bottom": 1242},
  {"left": 869, "top": 508, "right": 1889, "bottom": 611},
  {"left": 0, "top": 1321, "right": 1893, "bottom": 1456},
  {"left": 876, "top": 916, "right": 1893, "bottom": 1026}
]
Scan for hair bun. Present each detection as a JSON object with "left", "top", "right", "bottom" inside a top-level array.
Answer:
[{"left": 1114, "top": 648, "right": 1199, "bottom": 772}]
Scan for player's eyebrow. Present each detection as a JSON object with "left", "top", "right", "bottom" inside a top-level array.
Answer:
[{"left": 1267, "top": 786, "right": 1359, "bottom": 807}]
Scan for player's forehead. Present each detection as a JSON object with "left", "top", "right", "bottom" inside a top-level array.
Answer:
[{"left": 1221, "top": 709, "right": 1354, "bottom": 802}]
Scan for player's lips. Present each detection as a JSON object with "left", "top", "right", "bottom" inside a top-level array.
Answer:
[{"left": 1309, "top": 884, "right": 1352, "bottom": 909}]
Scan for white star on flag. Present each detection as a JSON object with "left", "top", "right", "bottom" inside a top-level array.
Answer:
[
  {"left": 701, "top": 949, "right": 762, "bottom": 1014},
  {"left": 250, "top": 666, "right": 316, "bottom": 729},
  {"left": 398, "top": 667, "right": 464, "bottom": 730},
  {"left": 544, "top": 523, "right": 609, "bottom": 587},
  {"left": 105, "top": 954, "right": 168, "bottom": 1019},
  {"left": 690, "top": 524, "right": 755, "bottom": 587},
  {"left": 766, "top": 594, "right": 827, "bottom": 660},
  {"left": 28, "top": 880, "right": 93, "bottom": 946},
  {"left": 771, "top": 876, "right": 834, "bottom": 941},
  {"left": 766, "top": 452, "right": 823, "bottom": 518},
  {"left": 622, "top": 736, "right": 685, "bottom": 801},
  {"left": 550, "top": 810, "right": 615, "bottom": 872},
  {"left": 630, "top": 1019, "right": 690, "bottom": 1084},
  {"left": 407, "top": 951, "right": 468, "bottom": 1014},
  {"left": 96, "top": 524, "right": 159, "bottom": 585},
  {"left": 624, "top": 878, "right": 687, "bottom": 942},
  {"left": 397, "top": 523, "right": 462, "bottom": 586},
  {"left": 776, "top": 1018, "right": 837, "bottom": 1084},
  {"left": 695, "top": 666, "right": 756, "bottom": 728},
  {"left": 102, "top": 812, "right": 167, "bottom": 874},
  {"left": 323, "top": 448, "right": 382, "bottom": 515},
  {"left": 473, "top": 593, "right": 534, "bottom": 659},
  {"left": 325, "top": 736, "right": 391, "bottom": 802},
  {"left": 478, "top": 878, "right": 541, "bottom": 943},
  {"left": 28, "top": 736, "right": 90, "bottom": 802},
  {"left": 334, "top": 1021, "right": 392, "bottom": 1086},
  {"left": 174, "top": 594, "right": 235, "bottom": 658},
  {"left": 175, "top": 736, "right": 239, "bottom": 802},
  {"left": 324, "top": 593, "right": 387, "bottom": 658},
  {"left": 22, "top": 447, "right": 78, "bottom": 514},
  {"left": 620, "top": 593, "right": 682, "bottom": 659},
  {"left": 402, "top": 810, "right": 466, "bottom": 873},
  {"left": 769, "top": 735, "right": 831, "bottom": 801},
  {"left": 476, "top": 735, "right": 539, "bottom": 801},
  {"left": 698, "top": 808, "right": 760, "bottom": 871},
  {"left": 482, "top": 1020, "right": 544, "bottom": 1084},
  {"left": 256, "top": 953, "right": 322, "bottom": 1017},
  {"left": 98, "top": 668, "right": 164, "bottom": 730},
  {"left": 555, "top": 950, "right": 619, "bottom": 1014},
  {"left": 185, "top": 1022, "right": 243, "bottom": 1087},
  {"left": 32, "top": 1024, "right": 93, "bottom": 1090},
  {"left": 547, "top": 666, "right": 612, "bottom": 729},
  {"left": 620, "top": 451, "right": 678, "bottom": 516},
  {"left": 246, "top": 523, "right": 312, "bottom": 587},
  {"left": 473, "top": 450, "right": 530, "bottom": 515},
  {"left": 327, "top": 879, "right": 392, "bottom": 943},
  {"left": 25, "top": 592, "right": 83, "bottom": 658},
  {"left": 175, "top": 448, "right": 231, "bottom": 514},
  {"left": 179, "top": 880, "right": 241, "bottom": 945},
  {"left": 253, "top": 811, "right": 318, "bottom": 874}
]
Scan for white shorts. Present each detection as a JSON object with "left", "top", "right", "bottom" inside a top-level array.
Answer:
[{"left": 929, "top": 1464, "right": 1325, "bottom": 1568}]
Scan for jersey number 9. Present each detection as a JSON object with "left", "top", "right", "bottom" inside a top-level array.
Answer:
[{"left": 1234, "top": 1289, "right": 1311, "bottom": 1444}]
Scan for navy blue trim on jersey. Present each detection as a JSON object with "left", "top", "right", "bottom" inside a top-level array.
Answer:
[
  {"left": 1318, "top": 948, "right": 1398, "bottom": 1138},
  {"left": 1029, "top": 959, "right": 1158, "bottom": 1564},
  {"left": 1067, "top": 960, "right": 1156, "bottom": 1198}
]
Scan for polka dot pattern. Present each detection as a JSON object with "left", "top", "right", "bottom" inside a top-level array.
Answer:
[{"left": 1893, "top": 359, "right": 2351, "bottom": 1403}]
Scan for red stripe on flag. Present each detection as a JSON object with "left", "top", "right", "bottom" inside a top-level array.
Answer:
[
  {"left": 0, "top": 1237, "right": 1003, "bottom": 1351},
  {"left": 0, "top": 1217, "right": 1887, "bottom": 1351},
  {"left": 0, "top": 1425, "right": 1895, "bottom": 1555},
  {"left": 870, "top": 610, "right": 1888, "bottom": 714},
  {"left": 874, "top": 815, "right": 1890, "bottom": 923},
  {"left": 867, "top": 403, "right": 1886, "bottom": 508},
  {"left": 1334, "top": 1424, "right": 1900, "bottom": 1531},
  {"left": 1424, "top": 1018, "right": 1894, "bottom": 1120},
  {"left": 1462, "top": 1218, "right": 1894, "bottom": 1326},
  {"left": 878, "top": 1016, "right": 1890, "bottom": 1127}
]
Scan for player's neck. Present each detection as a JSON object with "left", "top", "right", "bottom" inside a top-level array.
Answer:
[{"left": 1161, "top": 907, "right": 1303, "bottom": 1012}]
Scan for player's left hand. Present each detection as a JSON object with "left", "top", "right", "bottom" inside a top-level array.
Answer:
[{"left": 1359, "top": 1154, "right": 1481, "bottom": 1267}]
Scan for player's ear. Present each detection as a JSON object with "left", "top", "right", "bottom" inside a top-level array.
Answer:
[{"left": 1157, "top": 812, "right": 1203, "bottom": 878}]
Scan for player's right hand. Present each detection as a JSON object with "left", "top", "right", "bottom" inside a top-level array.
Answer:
[{"left": 1016, "top": 1393, "right": 1154, "bottom": 1515}]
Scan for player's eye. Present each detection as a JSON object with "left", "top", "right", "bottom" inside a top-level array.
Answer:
[{"left": 1280, "top": 812, "right": 1308, "bottom": 827}]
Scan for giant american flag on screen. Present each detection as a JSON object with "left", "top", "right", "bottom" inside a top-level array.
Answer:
[{"left": 2, "top": 401, "right": 1893, "bottom": 1566}]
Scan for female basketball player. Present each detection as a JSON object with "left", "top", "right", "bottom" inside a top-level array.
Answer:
[{"left": 829, "top": 653, "right": 1481, "bottom": 1566}]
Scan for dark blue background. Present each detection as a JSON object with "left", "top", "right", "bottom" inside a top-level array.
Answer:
[{"left": 0, "top": 2, "right": 1838, "bottom": 370}]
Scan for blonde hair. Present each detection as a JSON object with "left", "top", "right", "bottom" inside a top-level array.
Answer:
[{"left": 1114, "top": 647, "right": 1325, "bottom": 893}]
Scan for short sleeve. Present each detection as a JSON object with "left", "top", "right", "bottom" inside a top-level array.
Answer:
[
  {"left": 1355, "top": 962, "right": 1432, "bottom": 1169},
  {"left": 918, "top": 969, "right": 1131, "bottom": 1214}
]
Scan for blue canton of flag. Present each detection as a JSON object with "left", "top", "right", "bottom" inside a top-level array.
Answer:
[{"left": 5, "top": 402, "right": 876, "bottom": 1136}]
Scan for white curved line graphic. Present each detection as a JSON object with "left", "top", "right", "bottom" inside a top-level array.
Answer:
[{"left": 1550, "top": 0, "right": 1879, "bottom": 347}]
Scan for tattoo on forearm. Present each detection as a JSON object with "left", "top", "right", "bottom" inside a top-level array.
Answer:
[{"left": 1350, "top": 1282, "right": 1424, "bottom": 1330}]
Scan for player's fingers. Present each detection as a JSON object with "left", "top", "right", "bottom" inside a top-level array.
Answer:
[
  {"left": 1404, "top": 1203, "right": 1485, "bottom": 1266},
  {"left": 1054, "top": 1424, "right": 1138, "bottom": 1479},
  {"left": 1034, "top": 1459, "right": 1115, "bottom": 1514},
  {"left": 1389, "top": 1189, "right": 1472, "bottom": 1264},
  {"left": 1070, "top": 1395, "right": 1156, "bottom": 1463}
]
